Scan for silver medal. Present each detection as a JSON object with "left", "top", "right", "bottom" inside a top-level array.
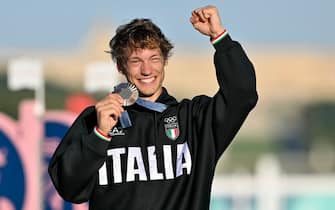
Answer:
[{"left": 113, "top": 83, "right": 139, "bottom": 106}]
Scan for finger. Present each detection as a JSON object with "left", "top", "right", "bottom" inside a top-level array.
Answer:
[
  {"left": 102, "top": 98, "right": 124, "bottom": 112},
  {"left": 106, "top": 94, "right": 124, "bottom": 106},
  {"left": 96, "top": 109, "right": 118, "bottom": 134},
  {"left": 194, "top": 9, "right": 207, "bottom": 23},
  {"left": 98, "top": 93, "right": 123, "bottom": 105},
  {"left": 97, "top": 103, "right": 124, "bottom": 118},
  {"left": 201, "top": 9, "right": 211, "bottom": 19},
  {"left": 192, "top": 9, "right": 202, "bottom": 19},
  {"left": 96, "top": 94, "right": 123, "bottom": 109},
  {"left": 190, "top": 11, "right": 200, "bottom": 24},
  {"left": 102, "top": 109, "right": 119, "bottom": 122},
  {"left": 108, "top": 93, "right": 124, "bottom": 104},
  {"left": 97, "top": 108, "right": 120, "bottom": 131},
  {"left": 96, "top": 101, "right": 124, "bottom": 125},
  {"left": 192, "top": 9, "right": 200, "bottom": 19}
]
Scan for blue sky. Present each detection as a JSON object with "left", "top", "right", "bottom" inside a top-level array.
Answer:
[{"left": 0, "top": 0, "right": 334, "bottom": 51}]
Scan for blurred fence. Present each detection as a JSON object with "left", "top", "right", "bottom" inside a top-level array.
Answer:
[{"left": 211, "top": 155, "right": 335, "bottom": 210}]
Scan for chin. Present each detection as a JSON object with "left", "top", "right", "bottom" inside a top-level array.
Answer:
[
  {"left": 139, "top": 92, "right": 154, "bottom": 98},
  {"left": 138, "top": 86, "right": 161, "bottom": 98},
  {"left": 138, "top": 90, "right": 155, "bottom": 97}
]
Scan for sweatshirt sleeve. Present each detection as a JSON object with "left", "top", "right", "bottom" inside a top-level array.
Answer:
[
  {"left": 48, "top": 106, "right": 110, "bottom": 203},
  {"left": 193, "top": 34, "right": 258, "bottom": 161}
]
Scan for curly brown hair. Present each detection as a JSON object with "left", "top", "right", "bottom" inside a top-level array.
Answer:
[{"left": 107, "top": 18, "right": 174, "bottom": 74}]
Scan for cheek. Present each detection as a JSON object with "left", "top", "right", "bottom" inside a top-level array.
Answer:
[
  {"left": 125, "top": 68, "right": 138, "bottom": 79},
  {"left": 153, "top": 63, "right": 165, "bottom": 73}
]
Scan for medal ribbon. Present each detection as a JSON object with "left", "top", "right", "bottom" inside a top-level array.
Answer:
[{"left": 119, "top": 99, "right": 168, "bottom": 129}]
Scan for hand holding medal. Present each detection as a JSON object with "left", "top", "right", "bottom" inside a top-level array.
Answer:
[
  {"left": 113, "top": 83, "right": 139, "bottom": 106},
  {"left": 112, "top": 82, "right": 168, "bottom": 130},
  {"left": 112, "top": 83, "right": 139, "bottom": 130}
]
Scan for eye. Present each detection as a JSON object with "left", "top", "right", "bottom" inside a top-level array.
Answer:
[
  {"left": 151, "top": 56, "right": 162, "bottom": 63},
  {"left": 129, "top": 59, "right": 140, "bottom": 65}
]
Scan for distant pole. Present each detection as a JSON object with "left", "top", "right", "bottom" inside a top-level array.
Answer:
[
  {"left": 7, "top": 58, "right": 45, "bottom": 210},
  {"left": 256, "top": 154, "right": 282, "bottom": 210}
]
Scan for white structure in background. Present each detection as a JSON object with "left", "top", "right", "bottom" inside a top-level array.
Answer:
[
  {"left": 84, "top": 62, "right": 125, "bottom": 93},
  {"left": 211, "top": 154, "right": 335, "bottom": 210},
  {"left": 7, "top": 58, "right": 44, "bottom": 210},
  {"left": 7, "top": 58, "right": 45, "bottom": 117},
  {"left": 256, "top": 155, "right": 281, "bottom": 210}
]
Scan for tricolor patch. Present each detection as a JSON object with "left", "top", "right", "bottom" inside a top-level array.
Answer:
[{"left": 164, "top": 116, "right": 180, "bottom": 140}]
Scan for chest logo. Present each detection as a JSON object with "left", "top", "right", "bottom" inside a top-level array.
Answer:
[
  {"left": 109, "top": 127, "right": 125, "bottom": 137},
  {"left": 164, "top": 116, "right": 180, "bottom": 140}
]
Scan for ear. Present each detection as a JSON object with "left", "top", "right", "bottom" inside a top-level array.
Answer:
[{"left": 116, "top": 63, "right": 126, "bottom": 75}]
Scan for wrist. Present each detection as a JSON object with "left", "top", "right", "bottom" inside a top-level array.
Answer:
[
  {"left": 210, "top": 29, "right": 228, "bottom": 45},
  {"left": 94, "top": 126, "right": 112, "bottom": 142},
  {"left": 210, "top": 26, "right": 226, "bottom": 38}
]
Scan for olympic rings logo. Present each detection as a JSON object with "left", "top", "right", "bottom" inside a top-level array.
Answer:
[{"left": 164, "top": 116, "right": 177, "bottom": 123}]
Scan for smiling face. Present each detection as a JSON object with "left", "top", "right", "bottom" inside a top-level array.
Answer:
[
  {"left": 125, "top": 48, "right": 166, "bottom": 102},
  {"left": 109, "top": 18, "right": 173, "bottom": 101}
]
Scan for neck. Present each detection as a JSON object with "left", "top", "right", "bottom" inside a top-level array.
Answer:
[{"left": 140, "top": 88, "right": 162, "bottom": 102}]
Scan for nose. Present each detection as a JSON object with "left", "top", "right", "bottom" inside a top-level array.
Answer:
[{"left": 140, "top": 61, "right": 152, "bottom": 75}]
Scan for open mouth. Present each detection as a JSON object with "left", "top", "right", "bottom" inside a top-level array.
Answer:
[{"left": 139, "top": 77, "right": 155, "bottom": 84}]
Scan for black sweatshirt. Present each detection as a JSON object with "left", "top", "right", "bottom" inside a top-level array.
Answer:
[{"left": 48, "top": 35, "right": 258, "bottom": 210}]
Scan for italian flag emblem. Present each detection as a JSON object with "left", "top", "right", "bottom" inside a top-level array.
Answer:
[
  {"left": 164, "top": 116, "right": 180, "bottom": 140},
  {"left": 166, "top": 127, "right": 179, "bottom": 140}
]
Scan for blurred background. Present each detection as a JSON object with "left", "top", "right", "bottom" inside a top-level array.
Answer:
[{"left": 0, "top": 0, "right": 335, "bottom": 210}]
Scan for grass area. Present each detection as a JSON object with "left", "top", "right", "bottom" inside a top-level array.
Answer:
[
  {"left": 0, "top": 75, "right": 72, "bottom": 119},
  {"left": 216, "top": 136, "right": 277, "bottom": 174}
]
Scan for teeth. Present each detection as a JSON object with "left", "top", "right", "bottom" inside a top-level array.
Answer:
[{"left": 140, "top": 77, "right": 155, "bottom": 83}]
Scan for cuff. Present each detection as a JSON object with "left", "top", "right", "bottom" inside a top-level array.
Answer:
[
  {"left": 82, "top": 131, "right": 110, "bottom": 156},
  {"left": 210, "top": 29, "right": 229, "bottom": 45},
  {"left": 94, "top": 126, "right": 112, "bottom": 142},
  {"left": 212, "top": 34, "right": 233, "bottom": 51}
]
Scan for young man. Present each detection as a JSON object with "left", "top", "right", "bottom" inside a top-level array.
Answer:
[{"left": 49, "top": 5, "right": 258, "bottom": 210}]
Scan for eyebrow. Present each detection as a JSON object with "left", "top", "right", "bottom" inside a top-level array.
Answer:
[{"left": 128, "top": 53, "right": 162, "bottom": 60}]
